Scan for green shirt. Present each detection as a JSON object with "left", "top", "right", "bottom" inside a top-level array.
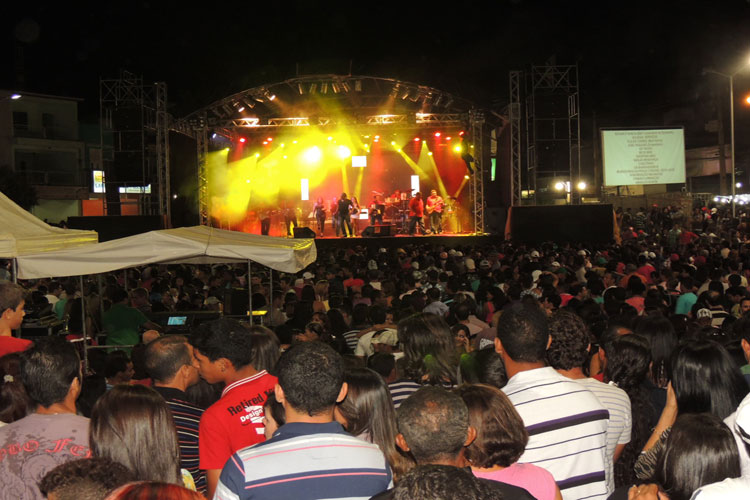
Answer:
[{"left": 102, "top": 303, "right": 148, "bottom": 348}]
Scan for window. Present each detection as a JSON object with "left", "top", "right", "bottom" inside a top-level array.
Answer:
[{"left": 12, "top": 111, "right": 28, "bottom": 130}]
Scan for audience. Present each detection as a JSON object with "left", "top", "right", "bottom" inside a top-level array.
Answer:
[
  {"left": 0, "top": 337, "right": 89, "bottom": 500},
  {"left": 215, "top": 342, "right": 392, "bottom": 500},
  {"left": 8, "top": 204, "right": 750, "bottom": 499}
]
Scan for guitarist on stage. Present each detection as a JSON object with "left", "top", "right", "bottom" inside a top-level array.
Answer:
[
  {"left": 369, "top": 193, "right": 384, "bottom": 225},
  {"left": 425, "top": 189, "right": 445, "bottom": 234}
]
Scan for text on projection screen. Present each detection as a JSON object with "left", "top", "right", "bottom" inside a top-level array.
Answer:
[{"left": 602, "top": 129, "right": 686, "bottom": 186}]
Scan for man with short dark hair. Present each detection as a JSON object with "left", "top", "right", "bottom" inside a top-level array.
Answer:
[
  {"left": 215, "top": 342, "right": 392, "bottom": 500},
  {"left": 375, "top": 386, "right": 533, "bottom": 500},
  {"left": 0, "top": 337, "right": 90, "bottom": 500},
  {"left": 39, "top": 457, "right": 133, "bottom": 500},
  {"left": 0, "top": 282, "right": 32, "bottom": 357},
  {"left": 547, "top": 311, "right": 630, "bottom": 495},
  {"left": 145, "top": 334, "right": 205, "bottom": 493},
  {"left": 191, "top": 319, "right": 278, "bottom": 499},
  {"left": 496, "top": 302, "right": 609, "bottom": 500}
]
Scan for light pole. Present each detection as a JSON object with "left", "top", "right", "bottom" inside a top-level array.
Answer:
[{"left": 705, "top": 61, "right": 750, "bottom": 217}]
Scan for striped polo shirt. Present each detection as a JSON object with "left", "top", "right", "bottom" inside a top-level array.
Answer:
[
  {"left": 214, "top": 421, "right": 392, "bottom": 500},
  {"left": 503, "top": 367, "right": 610, "bottom": 500},
  {"left": 576, "top": 378, "right": 632, "bottom": 495},
  {"left": 152, "top": 386, "right": 206, "bottom": 493}
]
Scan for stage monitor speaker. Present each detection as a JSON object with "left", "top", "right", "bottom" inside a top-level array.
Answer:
[
  {"left": 293, "top": 227, "right": 316, "bottom": 238},
  {"left": 362, "top": 225, "right": 393, "bottom": 237}
]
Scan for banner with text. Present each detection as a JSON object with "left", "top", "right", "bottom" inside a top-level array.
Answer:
[{"left": 601, "top": 128, "right": 686, "bottom": 186}]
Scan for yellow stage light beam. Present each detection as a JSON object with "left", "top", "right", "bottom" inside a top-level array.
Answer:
[
  {"left": 418, "top": 142, "right": 448, "bottom": 200},
  {"left": 353, "top": 163, "right": 365, "bottom": 203},
  {"left": 453, "top": 176, "right": 469, "bottom": 198},
  {"left": 395, "top": 146, "right": 428, "bottom": 179}
]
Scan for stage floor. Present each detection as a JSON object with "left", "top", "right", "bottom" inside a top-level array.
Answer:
[{"left": 307, "top": 232, "right": 500, "bottom": 250}]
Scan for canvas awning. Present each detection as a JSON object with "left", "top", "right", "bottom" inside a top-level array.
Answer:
[{"left": 16, "top": 225, "right": 316, "bottom": 279}]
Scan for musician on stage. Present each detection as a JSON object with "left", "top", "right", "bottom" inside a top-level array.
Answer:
[
  {"left": 313, "top": 197, "right": 327, "bottom": 235},
  {"left": 282, "top": 200, "right": 297, "bottom": 237},
  {"left": 425, "top": 189, "right": 445, "bottom": 234},
  {"left": 408, "top": 191, "right": 426, "bottom": 236},
  {"left": 337, "top": 192, "right": 353, "bottom": 238},
  {"left": 350, "top": 196, "right": 361, "bottom": 236},
  {"left": 369, "top": 194, "right": 383, "bottom": 225},
  {"left": 259, "top": 205, "right": 271, "bottom": 236}
]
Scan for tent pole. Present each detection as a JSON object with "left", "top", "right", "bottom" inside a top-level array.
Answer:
[
  {"left": 80, "top": 275, "right": 89, "bottom": 375},
  {"left": 12, "top": 258, "right": 18, "bottom": 283},
  {"left": 248, "top": 261, "right": 253, "bottom": 324},
  {"left": 97, "top": 274, "right": 104, "bottom": 322},
  {"left": 123, "top": 270, "right": 128, "bottom": 292}
]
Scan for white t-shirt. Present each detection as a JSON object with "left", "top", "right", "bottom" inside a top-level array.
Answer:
[{"left": 576, "top": 378, "right": 632, "bottom": 495}]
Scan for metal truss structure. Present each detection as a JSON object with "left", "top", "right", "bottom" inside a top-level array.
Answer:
[
  {"left": 174, "top": 75, "right": 480, "bottom": 226},
  {"left": 100, "top": 71, "right": 171, "bottom": 220},
  {"left": 469, "top": 110, "right": 486, "bottom": 234},
  {"left": 509, "top": 71, "right": 523, "bottom": 206},
  {"left": 524, "top": 64, "right": 581, "bottom": 204}
]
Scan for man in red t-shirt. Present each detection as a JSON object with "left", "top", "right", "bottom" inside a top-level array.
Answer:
[
  {"left": 408, "top": 192, "right": 426, "bottom": 236},
  {"left": 0, "top": 283, "right": 32, "bottom": 358},
  {"left": 190, "top": 319, "right": 278, "bottom": 499}
]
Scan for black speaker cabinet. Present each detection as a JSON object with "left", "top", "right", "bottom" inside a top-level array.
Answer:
[{"left": 293, "top": 227, "right": 317, "bottom": 238}]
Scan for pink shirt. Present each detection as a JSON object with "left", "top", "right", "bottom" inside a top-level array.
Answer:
[{"left": 473, "top": 463, "right": 557, "bottom": 500}]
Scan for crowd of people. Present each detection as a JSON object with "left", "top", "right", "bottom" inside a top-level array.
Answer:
[{"left": 2, "top": 202, "right": 750, "bottom": 499}]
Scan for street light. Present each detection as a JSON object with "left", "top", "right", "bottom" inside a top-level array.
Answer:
[{"left": 704, "top": 57, "right": 750, "bottom": 217}]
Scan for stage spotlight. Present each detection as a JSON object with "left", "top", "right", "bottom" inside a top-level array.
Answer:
[
  {"left": 267, "top": 137, "right": 273, "bottom": 142},
  {"left": 328, "top": 136, "right": 333, "bottom": 141},
  {"left": 239, "top": 137, "right": 246, "bottom": 143},
  {"left": 464, "top": 174, "right": 470, "bottom": 179},
  {"left": 391, "top": 141, "right": 396, "bottom": 146},
  {"left": 337, "top": 146, "right": 351, "bottom": 159},
  {"left": 269, "top": 94, "right": 276, "bottom": 101},
  {"left": 428, "top": 152, "right": 433, "bottom": 156},
  {"left": 445, "top": 136, "right": 451, "bottom": 140},
  {"left": 262, "top": 141, "right": 268, "bottom": 145},
  {"left": 10, "top": 94, "right": 21, "bottom": 100},
  {"left": 255, "top": 153, "right": 260, "bottom": 157},
  {"left": 453, "top": 145, "right": 462, "bottom": 153},
  {"left": 237, "top": 106, "right": 245, "bottom": 113},
  {"left": 459, "top": 131, "right": 465, "bottom": 136},
  {"left": 374, "top": 135, "right": 380, "bottom": 140},
  {"left": 434, "top": 132, "right": 441, "bottom": 137},
  {"left": 577, "top": 181, "right": 587, "bottom": 190},
  {"left": 303, "top": 146, "right": 322, "bottom": 163},
  {"left": 554, "top": 182, "right": 565, "bottom": 191},
  {"left": 211, "top": 133, "right": 217, "bottom": 139},
  {"left": 297, "top": 83, "right": 305, "bottom": 95},
  {"left": 414, "top": 137, "right": 420, "bottom": 142},
  {"left": 737, "top": 182, "right": 743, "bottom": 188}
]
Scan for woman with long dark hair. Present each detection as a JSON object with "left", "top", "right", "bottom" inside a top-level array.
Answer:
[
  {"left": 604, "top": 334, "right": 655, "bottom": 488},
  {"left": 398, "top": 313, "right": 458, "bottom": 386},
  {"left": 628, "top": 413, "right": 741, "bottom": 500},
  {"left": 634, "top": 340, "right": 748, "bottom": 480},
  {"left": 90, "top": 385, "right": 187, "bottom": 488},
  {"left": 335, "top": 368, "right": 413, "bottom": 481}
]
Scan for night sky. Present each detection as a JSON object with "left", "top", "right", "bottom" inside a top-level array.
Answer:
[{"left": 5, "top": 0, "right": 750, "bottom": 137}]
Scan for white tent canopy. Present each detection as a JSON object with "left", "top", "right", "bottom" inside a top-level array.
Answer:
[
  {"left": 0, "top": 190, "right": 98, "bottom": 257},
  {"left": 16, "top": 225, "right": 316, "bottom": 279}
]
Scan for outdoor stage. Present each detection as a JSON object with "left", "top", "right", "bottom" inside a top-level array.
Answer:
[{"left": 312, "top": 231, "right": 499, "bottom": 251}]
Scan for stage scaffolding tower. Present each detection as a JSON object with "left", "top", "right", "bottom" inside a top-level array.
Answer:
[
  {"left": 469, "top": 110, "right": 486, "bottom": 234},
  {"left": 99, "top": 71, "right": 171, "bottom": 221},
  {"left": 509, "top": 71, "right": 523, "bottom": 206},
  {"left": 523, "top": 64, "right": 581, "bottom": 204}
]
